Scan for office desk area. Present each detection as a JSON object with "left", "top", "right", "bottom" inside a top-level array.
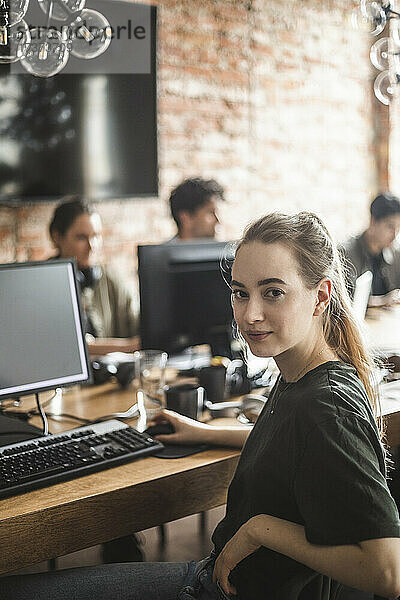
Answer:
[
  {"left": 1, "top": 377, "right": 400, "bottom": 576},
  {"left": 1, "top": 305, "right": 400, "bottom": 576},
  {"left": 0, "top": 383, "right": 240, "bottom": 575},
  {"left": 365, "top": 305, "right": 400, "bottom": 355}
]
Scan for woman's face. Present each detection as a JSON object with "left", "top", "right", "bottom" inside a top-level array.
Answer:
[
  {"left": 231, "top": 241, "right": 321, "bottom": 359},
  {"left": 53, "top": 213, "right": 102, "bottom": 269}
]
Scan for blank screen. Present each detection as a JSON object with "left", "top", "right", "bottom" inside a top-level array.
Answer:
[{"left": 0, "top": 261, "right": 89, "bottom": 397}]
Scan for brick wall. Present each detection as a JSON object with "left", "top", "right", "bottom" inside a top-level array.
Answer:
[
  {"left": 389, "top": 90, "right": 400, "bottom": 194},
  {"left": 0, "top": 0, "right": 381, "bottom": 283}
]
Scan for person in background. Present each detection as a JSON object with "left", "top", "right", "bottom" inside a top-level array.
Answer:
[
  {"left": 341, "top": 192, "right": 400, "bottom": 306},
  {"left": 49, "top": 197, "right": 140, "bottom": 357},
  {"left": 167, "top": 177, "right": 225, "bottom": 241},
  {"left": 50, "top": 197, "right": 143, "bottom": 563}
]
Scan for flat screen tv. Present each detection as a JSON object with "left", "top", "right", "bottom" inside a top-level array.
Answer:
[{"left": 0, "top": 1, "right": 157, "bottom": 203}]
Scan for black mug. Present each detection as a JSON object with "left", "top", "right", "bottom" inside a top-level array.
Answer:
[
  {"left": 198, "top": 365, "right": 226, "bottom": 404},
  {"left": 165, "top": 384, "right": 205, "bottom": 420}
]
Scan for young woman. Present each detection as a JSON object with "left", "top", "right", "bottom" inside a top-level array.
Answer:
[
  {"left": 49, "top": 197, "right": 140, "bottom": 356},
  {"left": 2, "top": 212, "right": 399, "bottom": 600}
]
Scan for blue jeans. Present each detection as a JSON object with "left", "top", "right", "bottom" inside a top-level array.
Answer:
[{"left": 0, "top": 554, "right": 226, "bottom": 600}]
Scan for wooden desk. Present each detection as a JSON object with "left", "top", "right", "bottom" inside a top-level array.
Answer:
[
  {"left": 1, "top": 330, "right": 400, "bottom": 575},
  {"left": 0, "top": 384, "right": 240, "bottom": 574},
  {"left": 365, "top": 305, "right": 400, "bottom": 354}
]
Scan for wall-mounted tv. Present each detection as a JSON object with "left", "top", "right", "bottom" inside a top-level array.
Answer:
[{"left": 0, "top": 2, "right": 157, "bottom": 203}]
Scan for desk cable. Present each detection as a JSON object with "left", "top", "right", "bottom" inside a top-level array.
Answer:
[
  {"left": 35, "top": 392, "right": 49, "bottom": 436},
  {"left": 87, "top": 402, "right": 139, "bottom": 424},
  {"left": 0, "top": 389, "right": 92, "bottom": 431},
  {"left": 1, "top": 381, "right": 140, "bottom": 430}
]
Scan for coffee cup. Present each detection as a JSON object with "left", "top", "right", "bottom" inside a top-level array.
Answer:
[
  {"left": 198, "top": 365, "right": 226, "bottom": 404},
  {"left": 165, "top": 383, "right": 204, "bottom": 420}
]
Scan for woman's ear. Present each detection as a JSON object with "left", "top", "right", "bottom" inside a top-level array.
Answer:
[
  {"left": 50, "top": 230, "right": 61, "bottom": 250},
  {"left": 313, "top": 278, "right": 332, "bottom": 316}
]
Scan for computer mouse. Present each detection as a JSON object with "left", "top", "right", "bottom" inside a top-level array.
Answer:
[{"left": 144, "top": 422, "right": 175, "bottom": 437}]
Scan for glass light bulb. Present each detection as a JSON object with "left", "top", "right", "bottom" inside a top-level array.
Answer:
[
  {"left": 0, "top": 0, "right": 9, "bottom": 46},
  {"left": 20, "top": 28, "right": 70, "bottom": 77},
  {"left": 37, "top": 0, "right": 85, "bottom": 22},
  {"left": 0, "top": 19, "right": 29, "bottom": 63},
  {"left": 373, "top": 70, "right": 396, "bottom": 105},
  {"left": 70, "top": 9, "right": 111, "bottom": 59},
  {"left": 370, "top": 37, "right": 390, "bottom": 71},
  {"left": 0, "top": 0, "right": 29, "bottom": 27},
  {"left": 9, "top": 0, "right": 29, "bottom": 25},
  {"left": 352, "top": 1, "right": 386, "bottom": 35}
]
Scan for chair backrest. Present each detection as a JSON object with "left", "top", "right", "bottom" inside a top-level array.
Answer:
[{"left": 352, "top": 270, "right": 373, "bottom": 324}]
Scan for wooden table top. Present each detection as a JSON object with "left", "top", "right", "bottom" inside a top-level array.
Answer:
[
  {"left": 0, "top": 383, "right": 240, "bottom": 574},
  {"left": 365, "top": 305, "right": 400, "bottom": 354}
]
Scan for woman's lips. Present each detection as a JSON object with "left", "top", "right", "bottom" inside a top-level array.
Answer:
[{"left": 246, "top": 331, "right": 272, "bottom": 342}]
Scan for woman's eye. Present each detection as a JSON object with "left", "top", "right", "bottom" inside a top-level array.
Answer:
[
  {"left": 231, "top": 289, "right": 247, "bottom": 300},
  {"left": 265, "top": 288, "right": 284, "bottom": 298}
]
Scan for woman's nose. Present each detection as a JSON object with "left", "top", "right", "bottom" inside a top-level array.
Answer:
[{"left": 244, "top": 297, "right": 265, "bottom": 323}]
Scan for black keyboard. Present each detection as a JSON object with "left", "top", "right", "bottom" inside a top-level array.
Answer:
[{"left": 0, "top": 420, "right": 164, "bottom": 499}]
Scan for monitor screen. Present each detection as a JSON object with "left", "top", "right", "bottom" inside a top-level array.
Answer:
[
  {"left": 0, "top": 260, "right": 90, "bottom": 398},
  {"left": 138, "top": 241, "right": 235, "bottom": 356}
]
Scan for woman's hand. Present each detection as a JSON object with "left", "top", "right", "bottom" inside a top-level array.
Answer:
[
  {"left": 213, "top": 518, "right": 261, "bottom": 597},
  {"left": 147, "top": 409, "right": 212, "bottom": 445},
  {"left": 148, "top": 410, "right": 252, "bottom": 448}
]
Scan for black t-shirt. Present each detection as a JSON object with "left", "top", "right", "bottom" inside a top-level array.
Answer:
[{"left": 212, "top": 361, "right": 400, "bottom": 600}]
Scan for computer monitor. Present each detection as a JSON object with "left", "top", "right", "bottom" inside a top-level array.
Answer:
[
  {"left": 138, "top": 241, "right": 235, "bottom": 356},
  {"left": 0, "top": 259, "right": 90, "bottom": 399}
]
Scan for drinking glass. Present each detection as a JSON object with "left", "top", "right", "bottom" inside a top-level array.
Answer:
[{"left": 134, "top": 350, "right": 167, "bottom": 431}]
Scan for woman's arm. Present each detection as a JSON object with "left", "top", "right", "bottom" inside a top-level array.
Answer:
[
  {"left": 214, "top": 514, "right": 400, "bottom": 599},
  {"left": 149, "top": 409, "right": 252, "bottom": 449}
]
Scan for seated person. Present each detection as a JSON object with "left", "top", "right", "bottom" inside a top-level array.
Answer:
[
  {"left": 167, "top": 176, "right": 225, "bottom": 241},
  {"left": 50, "top": 197, "right": 142, "bottom": 562},
  {"left": 49, "top": 197, "right": 140, "bottom": 356},
  {"left": 341, "top": 192, "right": 400, "bottom": 307},
  {"left": 2, "top": 212, "right": 400, "bottom": 599}
]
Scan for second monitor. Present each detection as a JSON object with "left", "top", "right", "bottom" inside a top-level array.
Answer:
[{"left": 138, "top": 241, "right": 235, "bottom": 356}]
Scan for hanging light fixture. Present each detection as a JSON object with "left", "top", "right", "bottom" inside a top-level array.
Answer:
[
  {"left": 0, "top": 0, "right": 112, "bottom": 77},
  {"left": 354, "top": 0, "right": 400, "bottom": 104}
]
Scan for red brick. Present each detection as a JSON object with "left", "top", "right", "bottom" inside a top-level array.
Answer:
[{"left": 0, "top": 0, "right": 383, "bottom": 269}]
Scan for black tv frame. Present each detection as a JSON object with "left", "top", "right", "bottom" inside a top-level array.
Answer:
[{"left": 0, "top": 4, "right": 158, "bottom": 205}]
